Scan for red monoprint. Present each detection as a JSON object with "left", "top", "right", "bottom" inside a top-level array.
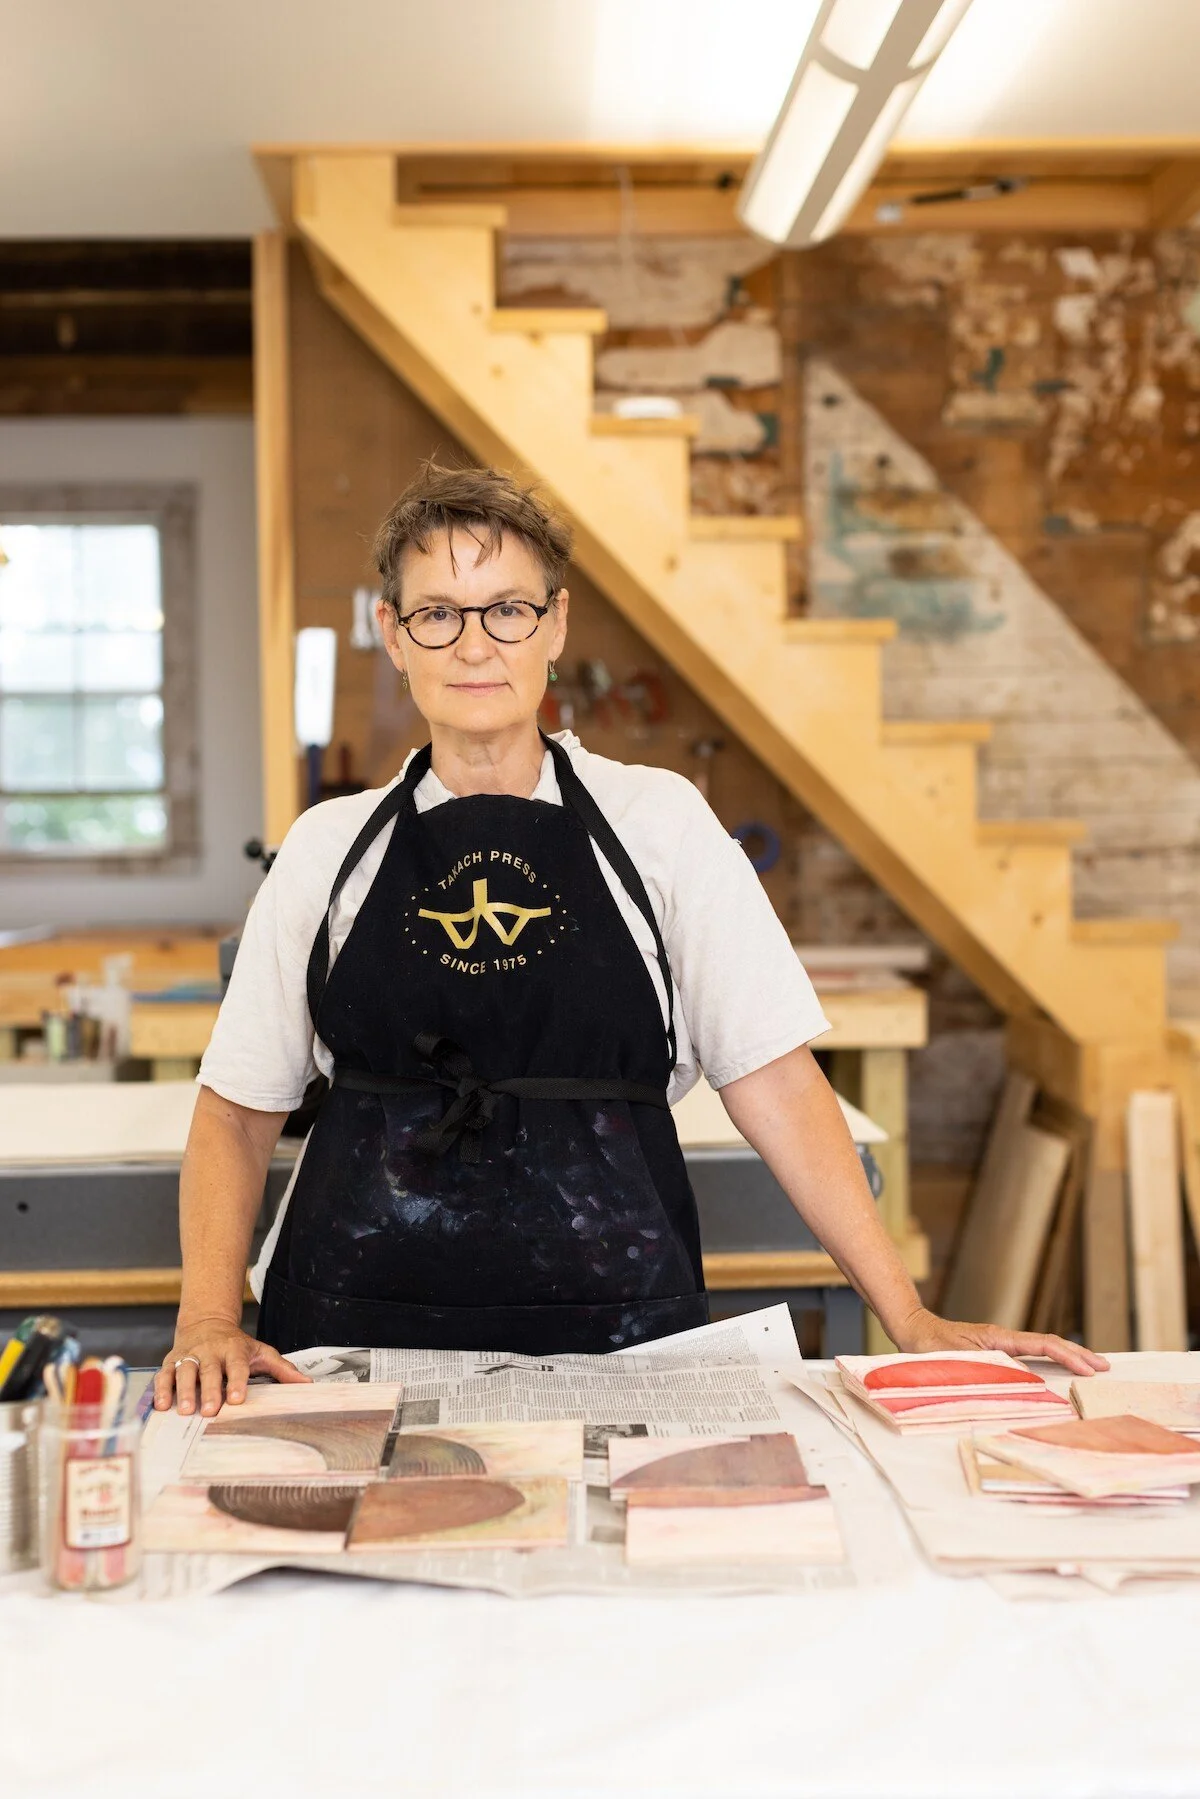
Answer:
[{"left": 862, "top": 1359, "right": 1042, "bottom": 1391}]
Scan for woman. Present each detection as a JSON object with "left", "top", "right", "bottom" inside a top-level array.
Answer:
[{"left": 157, "top": 463, "right": 1106, "bottom": 1417}]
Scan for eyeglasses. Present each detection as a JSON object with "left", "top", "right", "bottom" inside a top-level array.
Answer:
[{"left": 396, "top": 597, "right": 554, "bottom": 649}]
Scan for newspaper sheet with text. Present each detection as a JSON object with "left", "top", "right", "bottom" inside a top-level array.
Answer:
[{"left": 134, "top": 1308, "right": 911, "bottom": 1600}]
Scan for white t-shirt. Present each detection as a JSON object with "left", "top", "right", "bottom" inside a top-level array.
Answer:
[{"left": 198, "top": 732, "right": 830, "bottom": 1296}]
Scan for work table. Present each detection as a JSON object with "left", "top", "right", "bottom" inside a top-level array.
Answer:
[{"left": 1, "top": 1364, "right": 1196, "bottom": 1799}]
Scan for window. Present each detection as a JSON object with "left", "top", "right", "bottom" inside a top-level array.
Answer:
[{"left": 0, "top": 486, "right": 197, "bottom": 866}]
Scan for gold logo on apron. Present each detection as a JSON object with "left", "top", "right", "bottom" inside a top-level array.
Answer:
[{"left": 419, "top": 878, "right": 552, "bottom": 950}]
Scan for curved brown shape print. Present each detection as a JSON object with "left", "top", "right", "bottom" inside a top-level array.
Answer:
[
  {"left": 350, "top": 1478, "right": 524, "bottom": 1546},
  {"left": 208, "top": 1483, "right": 363, "bottom": 1534},
  {"left": 386, "top": 1435, "right": 488, "bottom": 1479},
  {"left": 203, "top": 1409, "right": 393, "bottom": 1472},
  {"left": 613, "top": 1434, "right": 819, "bottom": 1506}
]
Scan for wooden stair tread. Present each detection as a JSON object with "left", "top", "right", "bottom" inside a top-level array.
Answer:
[
  {"left": 393, "top": 202, "right": 509, "bottom": 228},
  {"left": 785, "top": 617, "right": 898, "bottom": 644},
  {"left": 590, "top": 412, "right": 701, "bottom": 438},
  {"left": 882, "top": 719, "right": 992, "bottom": 746},
  {"left": 977, "top": 818, "right": 1089, "bottom": 847},
  {"left": 1072, "top": 917, "right": 1180, "bottom": 946},
  {"left": 690, "top": 515, "right": 803, "bottom": 542},
  {"left": 491, "top": 307, "right": 608, "bottom": 336}
]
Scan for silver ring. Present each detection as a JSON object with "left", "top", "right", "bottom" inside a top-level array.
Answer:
[{"left": 173, "top": 1355, "right": 201, "bottom": 1370}]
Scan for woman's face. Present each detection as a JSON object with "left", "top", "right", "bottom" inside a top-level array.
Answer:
[{"left": 378, "top": 526, "right": 568, "bottom": 738}]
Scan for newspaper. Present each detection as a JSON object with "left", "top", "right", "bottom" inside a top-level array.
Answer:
[
  {"left": 129, "top": 1307, "right": 910, "bottom": 1600},
  {"left": 287, "top": 1307, "right": 802, "bottom": 1434}
]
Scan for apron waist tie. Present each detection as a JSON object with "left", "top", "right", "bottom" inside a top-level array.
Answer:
[{"left": 332, "top": 1031, "right": 669, "bottom": 1164}]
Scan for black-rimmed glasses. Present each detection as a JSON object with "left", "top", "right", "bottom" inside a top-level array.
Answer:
[{"left": 396, "top": 597, "right": 554, "bottom": 649}]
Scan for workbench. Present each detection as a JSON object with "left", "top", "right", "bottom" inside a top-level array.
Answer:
[
  {"left": 0, "top": 928, "right": 227, "bottom": 1078},
  {"left": 0, "top": 1081, "right": 896, "bottom": 1360},
  {"left": 2, "top": 1368, "right": 1197, "bottom": 1799}
]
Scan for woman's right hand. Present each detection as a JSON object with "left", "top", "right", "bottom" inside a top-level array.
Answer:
[{"left": 153, "top": 1316, "right": 313, "bottom": 1417}]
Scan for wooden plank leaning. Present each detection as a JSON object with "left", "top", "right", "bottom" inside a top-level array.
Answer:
[
  {"left": 1027, "top": 1103, "right": 1092, "bottom": 1336},
  {"left": 942, "top": 1071, "right": 1035, "bottom": 1323},
  {"left": 1126, "top": 1089, "right": 1187, "bottom": 1351}
]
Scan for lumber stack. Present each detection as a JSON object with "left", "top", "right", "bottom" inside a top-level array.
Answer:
[{"left": 943, "top": 1070, "right": 1194, "bottom": 1352}]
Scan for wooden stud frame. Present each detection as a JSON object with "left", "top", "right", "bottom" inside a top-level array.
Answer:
[{"left": 252, "top": 232, "right": 300, "bottom": 845}]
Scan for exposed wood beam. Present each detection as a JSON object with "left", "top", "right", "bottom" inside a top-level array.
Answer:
[
  {"left": 1148, "top": 158, "right": 1200, "bottom": 229},
  {"left": 252, "top": 231, "right": 300, "bottom": 845},
  {"left": 0, "top": 355, "right": 252, "bottom": 415},
  {"left": 885, "top": 135, "right": 1200, "bottom": 162},
  {"left": 846, "top": 180, "right": 1150, "bottom": 234},
  {"left": 258, "top": 140, "right": 1200, "bottom": 241},
  {"left": 430, "top": 185, "right": 742, "bottom": 236}
]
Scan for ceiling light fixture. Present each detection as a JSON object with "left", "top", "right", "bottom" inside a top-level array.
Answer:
[{"left": 737, "top": 0, "right": 978, "bottom": 248}]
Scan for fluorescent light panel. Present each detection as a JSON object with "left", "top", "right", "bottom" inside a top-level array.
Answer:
[
  {"left": 810, "top": 75, "right": 921, "bottom": 241},
  {"left": 737, "top": 0, "right": 977, "bottom": 248},
  {"left": 741, "top": 60, "right": 859, "bottom": 245},
  {"left": 821, "top": 0, "right": 906, "bottom": 68}
]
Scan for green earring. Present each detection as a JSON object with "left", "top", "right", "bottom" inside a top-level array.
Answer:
[{"left": 548, "top": 661, "right": 558, "bottom": 684}]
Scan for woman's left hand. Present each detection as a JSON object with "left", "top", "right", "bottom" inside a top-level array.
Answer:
[{"left": 891, "top": 1305, "right": 1110, "bottom": 1378}]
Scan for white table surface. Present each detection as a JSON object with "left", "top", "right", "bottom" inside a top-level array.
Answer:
[{"left": 4, "top": 1376, "right": 1200, "bottom": 1799}]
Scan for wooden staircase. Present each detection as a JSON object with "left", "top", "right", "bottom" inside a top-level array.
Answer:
[
  {"left": 288, "top": 152, "right": 1174, "bottom": 1045},
  {"left": 270, "top": 151, "right": 1186, "bottom": 1340}
]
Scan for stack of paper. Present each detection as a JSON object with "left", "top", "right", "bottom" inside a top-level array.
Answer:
[
  {"left": 835, "top": 1352, "right": 1075, "bottom": 1432},
  {"left": 976, "top": 1414, "right": 1200, "bottom": 1500},
  {"left": 1071, "top": 1378, "right": 1200, "bottom": 1438},
  {"left": 959, "top": 1439, "right": 1189, "bottom": 1507},
  {"left": 792, "top": 1359, "right": 1200, "bottom": 1593}
]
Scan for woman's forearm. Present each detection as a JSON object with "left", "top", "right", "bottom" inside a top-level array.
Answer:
[
  {"left": 719, "top": 1046, "right": 923, "bottom": 1341},
  {"left": 177, "top": 1086, "right": 289, "bottom": 1329}
]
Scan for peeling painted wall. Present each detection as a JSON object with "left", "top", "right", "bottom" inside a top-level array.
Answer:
[
  {"left": 806, "top": 353, "right": 1200, "bottom": 1011},
  {"left": 785, "top": 231, "right": 1200, "bottom": 1023}
]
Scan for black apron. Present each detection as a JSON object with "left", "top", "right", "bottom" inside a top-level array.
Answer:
[{"left": 258, "top": 736, "right": 708, "bottom": 1355}]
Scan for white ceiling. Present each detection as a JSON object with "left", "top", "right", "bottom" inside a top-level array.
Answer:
[{"left": 7, "top": 0, "right": 1200, "bottom": 238}]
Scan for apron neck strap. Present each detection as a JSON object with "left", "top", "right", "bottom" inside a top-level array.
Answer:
[
  {"left": 542, "top": 733, "right": 677, "bottom": 1077},
  {"left": 305, "top": 750, "right": 428, "bottom": 1026}
]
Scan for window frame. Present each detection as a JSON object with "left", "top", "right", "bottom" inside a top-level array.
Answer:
[{"left": 0, "top": 482, "right": 199, "bottom": 873}]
